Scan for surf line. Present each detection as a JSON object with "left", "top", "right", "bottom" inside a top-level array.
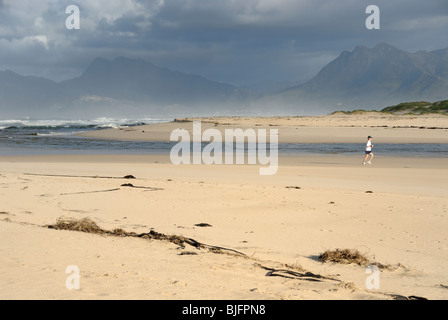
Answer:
[{"left": 170, "top": 121, "right": 278, "bottom": 175}]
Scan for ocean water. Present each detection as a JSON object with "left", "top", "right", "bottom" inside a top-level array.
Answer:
[
  {"left": 0, "top": 118, "right": 172, "bottom": 156},
  {"left": 0, "top": 118, "right": 447, "bottom": 157}
]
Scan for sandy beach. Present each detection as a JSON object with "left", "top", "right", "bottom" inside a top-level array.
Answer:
[
  {"left": 1, "top": 114, "right": 448, "bottom": 300},
  {"left": 80, "top": 112, "right": 448, "bottom": 143}
]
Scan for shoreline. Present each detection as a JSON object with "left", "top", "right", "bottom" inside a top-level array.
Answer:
[{"left": 78, "top": 114, "right": 448, "bottom": 144}]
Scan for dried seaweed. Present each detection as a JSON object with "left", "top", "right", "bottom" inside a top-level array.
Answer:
[
  {"left": 46, "top": 217, "right": 246, "bottom": 257},
  {"left": 319, "top": 249, "right": 371, "bottom": 267},
  {"left": 318, "top": 248, "right": 401, "bottom": 271}
]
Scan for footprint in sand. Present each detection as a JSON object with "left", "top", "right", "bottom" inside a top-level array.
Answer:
[{"left": 379, "top": 223, "right": 393, "bottom": 230}]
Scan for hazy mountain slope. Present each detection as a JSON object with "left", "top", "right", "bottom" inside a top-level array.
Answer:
[
  {"left": 0, "top": 70, "right": 59, "bottom": 117},
  {"left": 0, "top": 57, "right": 255, "bottom": 118},
  {"left": 264, "top": 43, "right": 448, "bottom": 113},
  {"left": 1, "top": 44, "right": 448, "bottom": 118}
]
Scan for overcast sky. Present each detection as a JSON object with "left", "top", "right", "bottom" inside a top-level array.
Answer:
[{"left": 0, "top": 0, "right": 447, "bottom": 86}]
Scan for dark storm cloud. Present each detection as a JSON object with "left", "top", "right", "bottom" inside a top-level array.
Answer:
[
  {"left": 0, "top": 0, "right": 447, "bottom": 84},
  {"left": 139, "top": 0, "right": 448, "bottom": 84}
]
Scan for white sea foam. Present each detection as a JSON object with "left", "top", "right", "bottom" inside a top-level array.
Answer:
[{"left": 0, "top": 117, "right": 171, "bottom": 129}]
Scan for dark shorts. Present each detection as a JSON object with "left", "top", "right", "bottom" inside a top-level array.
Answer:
[{"left": 365, "top": 151, "right": 372, "bottom": 154}]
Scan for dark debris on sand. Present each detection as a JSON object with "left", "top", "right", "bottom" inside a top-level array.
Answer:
[{"left": 46, "top": 217, "right": 245, "bottom": 257}]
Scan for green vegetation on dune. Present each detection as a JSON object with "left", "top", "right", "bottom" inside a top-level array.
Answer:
[
  {"left": 381, "top": 100, "right": 448, "bottom": 114},
  {"left": 331, "top": 100, "right": 448, "bottom": 115},
  {"left": 381, "top": 101, "right": 431, "bottom": 113}
]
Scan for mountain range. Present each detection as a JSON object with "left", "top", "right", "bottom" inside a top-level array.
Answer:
[
  {"left": 0, "top": 57, "right": 253, "bottom": 118},
  {"left": 1, "top": 43, "right": 447, "bottom": 118},
  {"left": 264, "top": 43, "right": 448, "bottom": 113}
]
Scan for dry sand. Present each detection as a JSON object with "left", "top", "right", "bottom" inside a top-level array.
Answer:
[{"left": 1, "top": 114, "right": 448, "bottom": 300}]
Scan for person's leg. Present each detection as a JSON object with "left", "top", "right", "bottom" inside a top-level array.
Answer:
[
  {"left": 363, "top": 153, "right": 369, "bottom": 164},
  {"left": 368, "top": 153, "right": 374, "bottom": 164}
]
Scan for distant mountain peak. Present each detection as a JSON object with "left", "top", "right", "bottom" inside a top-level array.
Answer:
[
  {"left": 373, "top": 42, "right": 399, "bottom": 50},
  {"left": 352, "top": 45, "right": 369, "bottom": 51},
  {"left": 88, "top": 57, "right": 110, "bottom": 67},
  {"left": 349, "top": 43, "right": 403, "bottom": 57},
  {"left": 111, "top": 56, "right": 154, "bottom": 66},
  {"left": 269, "top": 43, "right": 448, "bottom": 112}
]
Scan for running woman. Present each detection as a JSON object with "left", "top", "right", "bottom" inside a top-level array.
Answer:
[{"left": 363, "top": 136, "right": 374, "bottom": 165}]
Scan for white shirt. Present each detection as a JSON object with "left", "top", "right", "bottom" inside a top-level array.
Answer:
[{"left": 366, "top": 140, "right": 372, "bottom": 151}]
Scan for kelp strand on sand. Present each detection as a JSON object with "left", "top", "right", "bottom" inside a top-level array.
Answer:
[
  {"left": 46, "top": 217, "right": 247, "bottom": 257},
  {"left": 255, "top": 263, "right": 340, "bottom": 283},
  {"left": 44, "top": 217, "right": 426, "bottom": 300},
  {"left": 24, "top": 173, "right": 136, "bottom": 179}
]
